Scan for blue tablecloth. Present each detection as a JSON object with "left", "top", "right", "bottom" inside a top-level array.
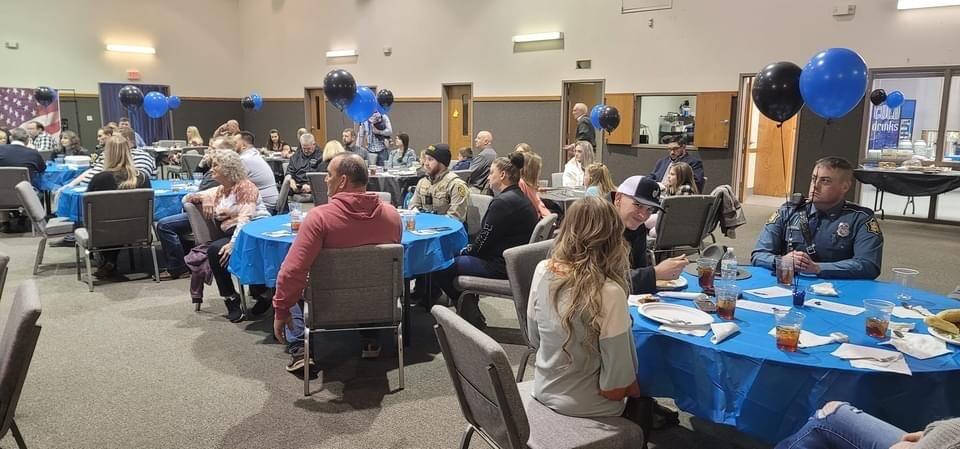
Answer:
[
  {"left": 55, "top": 180, "right": 195, "bottom": 223},
  {"left": 229, "top": 212, "right": 468, "bottom": 286},
  {"left": 39, "top": 163, "right": 84, "bottom": 191},
  {"left": 633, "top": 266, "right": 960, "bottom": 443}
]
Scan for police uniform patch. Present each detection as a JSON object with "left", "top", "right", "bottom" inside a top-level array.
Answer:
[
  {"left": 767, "top": 210, "right": 780, "bottom": 225},
  {"left": 837, "top": 222, "right": 850, "bottom": 238},
  {"left": 865, "top": 218, "right": 882, "bottom": 235}
]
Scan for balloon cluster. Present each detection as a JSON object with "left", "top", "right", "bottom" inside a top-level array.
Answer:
[
  {"left": 588, "top": 103, "right": 621, "bottom": 133},
  {"left": 870, "top": 89, "right": 904, "bottom": 109},
  {"left": 323, "top": 69, "right": 395, "bottom": 123},
  {"left": 117, "top": 85, "right": 181, "bottom": 118},
  {"left": 752, "top": 48, "right": 869, "bottom": 123},
  {"left": 241, "top": 93, "right": 263, "bottom": 111},
  {"left": 33, "top": 87, "right": 56, "bottom": 107}
]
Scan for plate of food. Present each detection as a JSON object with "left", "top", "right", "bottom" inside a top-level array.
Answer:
[
  {"left": 638, "top": 303, "right": 713, "bottom": 327},
  {"left": 656, "top": 277, "right": 688, "bottom": 291},
  {"left": 628, "top": 294, "right": 659, "bottom": 307},
  {"left": 926, "top": 310, "right": 960, "bottom": 346}
]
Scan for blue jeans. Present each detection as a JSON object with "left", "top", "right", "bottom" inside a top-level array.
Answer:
[
  {"left": 156, "top": 212, "right": 191, "bottom": 274},
  {"left": 286, "top": 302, "right": 379, "bottom": 352},
  {"left": 775, "top": 403, "right": 905, "bottom": 449}
]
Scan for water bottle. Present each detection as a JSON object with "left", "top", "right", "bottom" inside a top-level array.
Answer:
[{"left": 720, "top": 248, "right": 738, "bottom": 284}]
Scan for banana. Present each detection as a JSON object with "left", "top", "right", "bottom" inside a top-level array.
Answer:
[
  {"left": 926, "top": 316, "right": 960, "bottom": 335},
  {"left": 936, "top": 309, "right": 960, "bottom": 324}
]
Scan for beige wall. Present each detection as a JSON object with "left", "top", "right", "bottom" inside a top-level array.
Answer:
[{"left": 2, "top": 0, "right": 241, "bottom": 96}]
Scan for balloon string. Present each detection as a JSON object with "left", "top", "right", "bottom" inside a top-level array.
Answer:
[
  {"left": 780, "top": 123, "right": 789, "bottom": 201},
  {"left": 819, "top": 119, "right": 831, "bottom": 146}
]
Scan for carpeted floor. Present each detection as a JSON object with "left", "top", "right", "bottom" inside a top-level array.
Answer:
[{"left": 0, "top": 203, "right": 956, "bottom": 449}]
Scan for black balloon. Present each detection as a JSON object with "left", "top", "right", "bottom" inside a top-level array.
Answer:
[
  {"left": 241, "top": 96, "right": 256, "bottom": 111},
  {"left": 870, "top": 89, "right": 888, "bottom": 106},
  {"left": 118, "top": 85, "right": 144, "bottom": 109},
  {"left": 323, "top": 69, "right": 357, "bottom": 111},
  {"left": 752, "top": 61, "right": 804, "bottom": 123},
  {"left": 598, "top": 106, "right": 621, "bottom": 132},
  {"left": 34, "top": 87, "right": 56, "bottom": 106},
  {"left": 377, "top": 89, "right": 394, "bottom": 109}
]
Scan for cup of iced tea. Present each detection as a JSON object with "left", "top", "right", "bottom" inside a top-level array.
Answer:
[
  {"left": 776, "top": 255, "right": 795, "bottom": 287},
  {"left": 774, "top": 309, "right": 804, "bottom": 352},
  {"left": 401, "top": 212, "right": 416, "bottom": 232},
  {"left": 716, "top": 285, "right": 738, "bottom": 320},
  {"left": 289, "top": 203, "right": 302, "bottom": 232},
  {"left": 697, "top": 258, "right": 717, "bottom": 294},
  {"left": 863, "top": 299, "right": 894, "bottom": 339}
]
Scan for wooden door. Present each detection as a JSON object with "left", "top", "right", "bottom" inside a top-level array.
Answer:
[
  {"left": 695, "top": 92, "right": 735, "bottom": 148},
  {"left": 445, "top": 85, "right": 472, "bottom": 157},
  {"left": 564, "top": 83, "right": 601, "bottom": 146},
  {"left": 753, "top": 114, "right": 798, "bottom": 196},
  {"left": 604, "top": 93, "right": 635, "bottom": 145},
  {"left": 305, "top": 88, "right": 326, "bottom": 145}
]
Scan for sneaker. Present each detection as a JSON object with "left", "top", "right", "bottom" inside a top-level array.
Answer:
[
  {"left": 92, "top": 262, "right": 116, "bottom": 279},
  {"left": 286, "top": 345, "right": 315, "bottom": 372},
  {"left": 159, "top": 269, "right": 188, "bottom": 281},
  {"left": 51, "top": 236, "right": 76, "bottom": 247},
  {"left": 249, "top": 296, "right": 272, "bottom": 317},
  {"left": 223, "top": 295, "right": 245, "bottom": 323},
  {"left": 361, "top": 343, "right": 381, "bottom": 359}
]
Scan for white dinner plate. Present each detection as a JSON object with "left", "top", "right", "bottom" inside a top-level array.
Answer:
[
  {"left": 638, "top": 303, "right": 713, "bottom": 327},
  {"left": 656, "top": 277, "right": 688, "bottom": 291},
  {"left": 928, "top": 327, "right": 960, "bottom": 346}
]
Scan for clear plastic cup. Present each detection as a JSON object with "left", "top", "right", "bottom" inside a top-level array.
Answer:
[
  {"left": 863, "top": 299, "right": 894, "bottom": 339},
  {"left": 775, "top": 255, "right": 795, "bottom": 287},
  {"left": 893, "top": 268, "right": 919, "bottom": 302},
  {"left": 774, "top": 309, "right": 805, "bottom": 352},
  {"left": 716, "top": 285, "right": 739, "bottom": 320}
]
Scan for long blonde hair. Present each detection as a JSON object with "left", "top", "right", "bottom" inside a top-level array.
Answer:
[
  {"left": 585, "top": 163, "right": 616, "bottom": 197},
  {"left": 666, "top": 162, "right": 699, "bottom": 195},
  {"left": 575, "top": 140, "right": 594, "bottom": 168},
  {"left": 548, "top": 197, "right": 630, "bottom": 363},
  {"left": 102, "top": 135, "right": 139, "bottom": 189},
  {"left": 520, "top": 151, "right": 542, "bottom": 187},
  {"left": 186, "top": 126, "right": 202, "bottom": 144},
  {"left": 322, "top": 140, "right": 345, "bottom": 162}
]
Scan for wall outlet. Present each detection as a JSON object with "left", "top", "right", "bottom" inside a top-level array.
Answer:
[
  {"left": 86, "top": 115, "right": 94, "bottom": 122},
  {"left": 4, "top": 41, "right": 19, "bottom": 50},
  {"left": 832, "top": 4, "right": 856, "bottom": 16}
]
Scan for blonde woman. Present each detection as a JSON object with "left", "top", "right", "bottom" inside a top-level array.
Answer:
[
  {"left": 318, "top": 140, "right": 346, "bottom": 172},
  {"left": 562, "top": 140, "right": 594, "bottom": 187},
  {"left": 184, "top": 150, "right": 269, "bottom": 322},
  {"left": 517, "top": 150, "right": 551, "bottom": 219},
  {"left": 584, "top": 163, "right": 617, "bottom": 199},
  {"left": 664, "top": 162, "right": 699, "bottom": 196},
  {"left": 527, "top": 197, "right": 644, "bottom": 425},
  {"left": 87, "top": 135, "right": 152, "bottom": 277},
  {"left": 186, "top": 126, "right": 205, "bottom": 147}
]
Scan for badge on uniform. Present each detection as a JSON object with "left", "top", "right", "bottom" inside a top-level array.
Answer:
[
  {"left": 836, "top": 222, "right": 850, "bottom": 238},
  {"left": 866, "top": 218, "right": 882, "bottom": 235}
]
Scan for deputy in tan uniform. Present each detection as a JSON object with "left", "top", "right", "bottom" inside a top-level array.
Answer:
[{"left": 409, "top": 144, "right": 470, "bottom": 222}]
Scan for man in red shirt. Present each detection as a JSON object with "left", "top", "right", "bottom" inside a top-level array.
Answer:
[{"left": 272, "top": 153, "right": 401, "bottom": 372}]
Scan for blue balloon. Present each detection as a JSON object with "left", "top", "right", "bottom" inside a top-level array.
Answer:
[
  {"left": 345, "top": 86, "right": 377, "bottom": 123},
  {"left": 251, "top": 93, "right": 263, "bottom": 111},
  {"left": 166, "top": 95, "right": 181, "bottom": 110},
  {"left": 143, "top": 91, "right": 169, "bottom": 118},
  {"left": 799, "top": 48, "right": 868, "bottom": 120},
  {"left": 590, "top": 104, "right": 603, "bottom": 129},
  {"left": 886, "top": 91, "right": 905, "bottom": 109}
]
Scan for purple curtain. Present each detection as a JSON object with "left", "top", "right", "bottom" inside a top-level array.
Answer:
[{"left": 98, "top": 83, "right": 172, "bottom": 145}]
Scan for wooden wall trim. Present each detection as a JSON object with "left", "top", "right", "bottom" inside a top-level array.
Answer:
[
  {"left": 263, "top": 97, "right": 303, "bottom": 102},
  {"left": 58, "top": 92, "right": 99, "bottom": 99},
  {"left": 395, "top": 97, "right": 441, "bottom": 103},
  {"left": 179, "top": 96, "right": 240, "bottom": 102},
  {"left": 475, "top": 96, "right": 560, "bottom": 102}
]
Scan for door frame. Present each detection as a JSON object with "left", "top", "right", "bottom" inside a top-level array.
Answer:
[
  {"left": 303, "top": 87, "right": 325, "bottom": 146},
  {"left": 560, "top": 79, "right": 606, "bottom": 168},
  {"left": 441, "top": 83, "right": 474, "bottom": 150}
]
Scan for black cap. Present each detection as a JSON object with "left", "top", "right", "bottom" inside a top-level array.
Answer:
[
  {"left": 424, "top": 144, "right": 451, "bottom": 167},
  {"left": 615, "top": 176, "right": 662, "bottom": 210}
]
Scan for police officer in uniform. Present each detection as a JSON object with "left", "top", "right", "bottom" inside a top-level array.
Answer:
[
  {"left": 751, "top": 157, "right": 883, "bottom": 280},
  {"left": 409, "top": 144, "right": 470, "bottom": 221}
]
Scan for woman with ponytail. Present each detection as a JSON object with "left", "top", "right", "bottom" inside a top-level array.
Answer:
[{"left": 435, "top": 151, "right": 539, "bottom": 328}]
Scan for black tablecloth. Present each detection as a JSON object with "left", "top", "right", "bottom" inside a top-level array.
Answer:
[{"left": 854, "top": 169, "right": 960, "bottom": 197}]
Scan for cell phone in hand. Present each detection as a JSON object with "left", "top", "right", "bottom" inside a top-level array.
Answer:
[{"left": 694, "top": 298, "right": 717, "bottom": 314}]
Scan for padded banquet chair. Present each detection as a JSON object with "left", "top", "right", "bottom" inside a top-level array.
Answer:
[
  {"left": 15, "top": 182, "right": 74, "bottom": 274},
  {"left": 0, "top": 253, "right": 7, "bottom": 302},
  {"left": 454, "top": 169, "right": 472, "bottom": 183},
  {"left": 432, "top": 305, "right": 644, "bottom": 449},
  {"left": 308, "top": 172, "right": 329, "bottom": 206},
  {"left": 651, "top": 194, "right": 720, "bottom": 261},
  {"left": 275, "top": 175, "right": 292, "bottom": 215},
  {"left": 0, "top": 280, "right": 42, "bottom": 449},
  {"left": 302, "top": 244, "right": 404, "bottom": 395},
  {"left": 0, "top": 168, "right": 29, "bottom": 215},
  {"left": 75, "top": 189, "right": 159, "bottom": 291},
  {"left": 179, "top": 154, "right": 204, "bottom": 178},
  {"left": 465, "top": 193, "right": 493, "bottom": 240},
  {"left": 375, "top": 191, "right": 392, "bottom": 203},
  {"left": 528, "top": 214, "right": 557, "bottom": 244},
  {"left": 503, "top": 240, "right": 554, "bottom": 382}
]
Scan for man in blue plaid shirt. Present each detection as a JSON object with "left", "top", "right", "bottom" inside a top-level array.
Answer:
[
  {"left": 357, "top": 111, "right": 392, "bottom": 166},
  {"left": 25, "top": 121, "right": 56, "bottom": 152}
]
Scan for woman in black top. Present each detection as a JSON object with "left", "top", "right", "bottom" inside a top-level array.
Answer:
[
  {"left": 435, "top": 152, "right": 539, "bottom": 328},
  {"left": 87, "top": 135, "right": 152, "bottom": 278},
  {"left": 55, "top": 131, "right": 90, "bottom": 157}
]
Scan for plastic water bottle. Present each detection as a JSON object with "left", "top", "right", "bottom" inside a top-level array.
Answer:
[{"left": 720, "top": 248, "right": 738, "bottom": 284}]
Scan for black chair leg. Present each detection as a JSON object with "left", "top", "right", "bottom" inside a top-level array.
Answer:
[{"left": 11, "top": 419, "right": 27, "bottom": 449}]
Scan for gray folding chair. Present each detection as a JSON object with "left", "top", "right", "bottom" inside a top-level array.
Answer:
[
  {"left": 0, "top": 168, "right": 30, "bottom": 213},
  {"left": 74, "top": 189, "right": 159, "bottom": 291},
  {"left": 275, "top": 175, "right": 292, "bottom": 215},
  {"left": 15, "top": 182, "right": 74, "bottom": 275},
  {"left": 308, "top": 172, "right": 329, "bottom": 205},
  {"left": 466, "top": 193, "right": 493, "bottom": 240},
  {"left": 0, "top": 280, "right": 42, "bottom": 449},
  {"left": 375, "top": 191, "right": 392, "bottom": 203},
  {"left": 551, "top": 172, "right": 563, "bottom": 188},
  {"left": 0, "top": 253, "right": 8, "bottom": 302},
  {"left": 179, "top": 154, "right": 204, "bottom": 176},
  {"left": 303, "top": 244, "right": 404, "bottom": 396},
  {"left": 528, "top": 214, "right": 557, "bottom": 244},
  {"left": 700, "top": 192, "right": 723, "bottom": 245},
  {"left": 454, "top": 169, "right": 472, "bottom": 182},
  {"left": 503, "top": 240, "right": 554, "bottom": 382},
  {"left": 652, "top": 195, "right": 720, "bottom": 259},
  {"left": 432, "top": 306, "right": 644, "bottom": 449},
  {"left": 181, "top": 146, "right": 207, "bottom": 155}
]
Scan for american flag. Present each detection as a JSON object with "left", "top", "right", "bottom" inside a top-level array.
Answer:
[{"left": 0, "top": 87, "right": 61, "bottom": 136}]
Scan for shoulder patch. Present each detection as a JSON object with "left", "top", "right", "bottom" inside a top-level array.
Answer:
[
  {"left": 767, "top": 210, "right": 780, "bottom": 225},
  {"left": 865, "top": 218, "right": 882, "bottom": 235}
]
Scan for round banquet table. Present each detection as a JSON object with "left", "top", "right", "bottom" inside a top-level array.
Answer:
[
  {"left": 39, "top": 162, "right": 84, "bottom": 191},
  {"left": 368, "top": 171, "right": 422, "bottom": 206},
  {"left": 633, "top": 266, "right": 960, "bottom": 444},
  {"left": 55, "top": 180, "right": 196, "bottom": 223},
  {"left": 228, "top": 212, "right": 468, "bottom": 286}
]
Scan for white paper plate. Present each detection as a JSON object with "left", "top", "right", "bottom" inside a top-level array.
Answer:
[
  {"left": 656, "top": 277, "right": 688, "bottom": 291},
  {"left": 628, "top": 294, "right": 659, "bottom": 307},
  {"left": 638, "top": 303, "right": 713, "bottom": 327},
  {"left": 928, "top": 327, "right": 960, "bottom": 346}
]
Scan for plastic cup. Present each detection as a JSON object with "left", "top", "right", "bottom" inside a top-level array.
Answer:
[
  {"left": 697, "top": 258, "right": 717, "bottom": 294},
  {"left": 893, "top": 268, "right": 918, "bottom": 302},
  {"left": 716, "top": 285, "right": 738, "bottom": 320},
  {"left": 774, "top": 309, "right": 804, "bottom": 352},
  {"left": 401, "top": 212, "right": 416, "bottom": 232},
  {"left": 775, "top": 255, "right": 795, "bottom": 287},
  {"left": 289, "top": 203, "right": 302, "bottom": 232},
  {"left": 864, "top": 299, "right": 894, "bottom": 339}
]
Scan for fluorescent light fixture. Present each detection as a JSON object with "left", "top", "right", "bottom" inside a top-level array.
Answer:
[
  {"left": 512, "top": 32, "right": 563, "bottom": 43},
  {"left": 326, "top": 49, "right": 358, "bottom": 58},
  {"left": 898, "top": 0, "right": 960, "bottom": 9},
  {"left": 105, "top": 44, "right": 156, "bottom": 54}
]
